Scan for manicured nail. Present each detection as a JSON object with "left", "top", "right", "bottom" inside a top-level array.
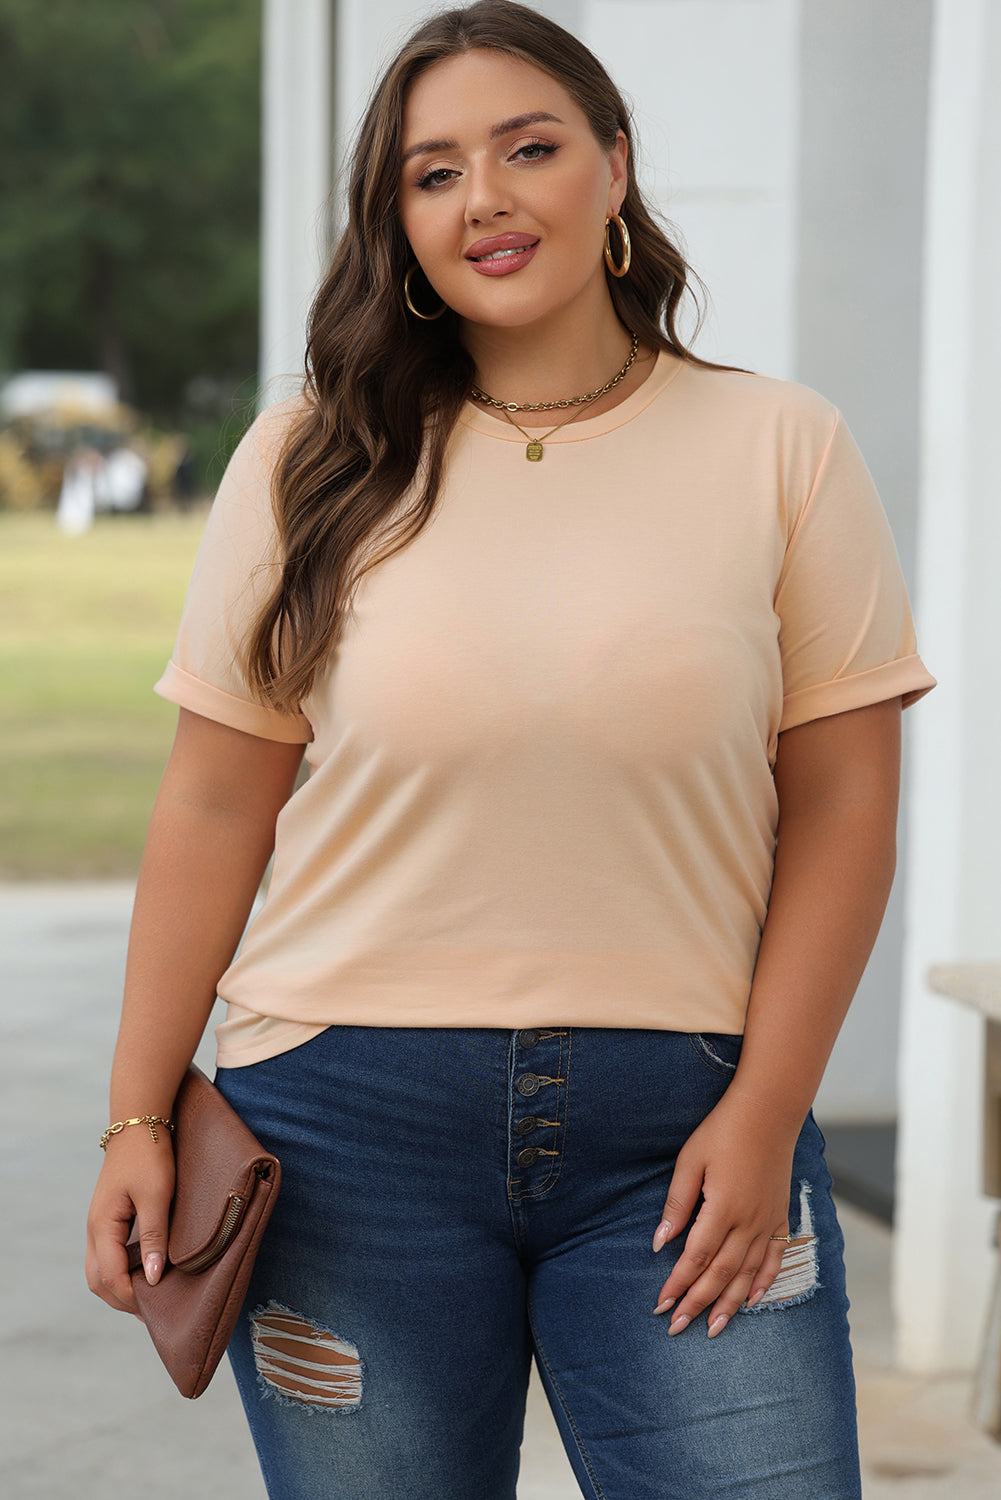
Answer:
[
  {"left": 144, "top": 1253, "right": 163, "bottom": 1286},
  {"left": 652, "top": 1220, "right": 672, "bottom": 1252},
  {"left": 708, "top": 1315, "right": 728, "bottom": 1338},
  {"left": 746, "top": 1288, "right": 764, "bottom": 1309},
  {"left": 668, "top": 1314, "right": 691, "bottom": 1336},
  {"left": 653, "top": 1296, "right": 675, "bottom": 1315}
]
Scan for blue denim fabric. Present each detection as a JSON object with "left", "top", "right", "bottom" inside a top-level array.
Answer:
[{"left": 216, "top": 1026, "right": 861, "bottom": 1500}]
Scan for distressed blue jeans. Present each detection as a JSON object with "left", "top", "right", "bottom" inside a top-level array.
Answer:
[{"left": 216, "top": 1026, "right": 861, "bottom": 1499}]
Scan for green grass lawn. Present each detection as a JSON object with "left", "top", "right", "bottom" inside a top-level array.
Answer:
[{"left": 0, "top": 510, "right": 209, "bottom": 878}]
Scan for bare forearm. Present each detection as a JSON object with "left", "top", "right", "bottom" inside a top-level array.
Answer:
[
  {"left": 730, "top": 703, "right": 901, "bottom": 1134},
  {"left": 108, "top": 709, "right": 304, "bottom": 1120},
  {"left": 109, "top": 797, "right": 275, "bottom": 1118},
  {"left": 730, "top": 804, "right": 896, "bottom": 1133}
]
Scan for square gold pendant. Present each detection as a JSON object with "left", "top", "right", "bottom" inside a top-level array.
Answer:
[{"left": 526, "top": 442, "right": 544, "bottom": 461}]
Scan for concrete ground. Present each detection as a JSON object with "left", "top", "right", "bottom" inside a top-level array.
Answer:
[{"left": 2, "top": 881, "right": 1000, "bottom": 1498}]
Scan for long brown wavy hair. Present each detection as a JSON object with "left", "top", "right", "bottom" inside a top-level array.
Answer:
[{"left": 247, "top": 0, "right": 714, "bottom": 711}]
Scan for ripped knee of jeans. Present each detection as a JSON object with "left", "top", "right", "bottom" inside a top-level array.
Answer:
[
  {"left": 250, "top": 1302, "right": 363, "bottom": 1410},
  {"left": 741, "top": 1181, "right": 820, "bottom": 1313}
]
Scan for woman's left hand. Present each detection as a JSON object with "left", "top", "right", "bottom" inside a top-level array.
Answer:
[{"left": 650, "top": 1089, "right": 802, "bottom": 1338}]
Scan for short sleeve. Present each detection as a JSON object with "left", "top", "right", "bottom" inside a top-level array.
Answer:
[
  {"left": 154, "top": 403, "right": 313, "bottom": 743},
  {"left": 776, "top": 411, "right": 935, "bottom": 733}
]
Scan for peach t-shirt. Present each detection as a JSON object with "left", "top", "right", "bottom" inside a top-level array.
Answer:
[{"left": 155, "top": 353, "right": 935, "bottom": 1066}]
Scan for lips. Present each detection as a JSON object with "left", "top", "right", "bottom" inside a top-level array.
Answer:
[
  {"left": 465, "top": 232, "right": 540, "bottom": 277},
  {"left": 466, "top": 232, "right": 540, "bottom": 260}
]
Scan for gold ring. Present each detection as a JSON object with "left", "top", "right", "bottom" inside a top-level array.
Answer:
[{"left": 769, "top": 1234, "right": 793, "bottom": 1243}]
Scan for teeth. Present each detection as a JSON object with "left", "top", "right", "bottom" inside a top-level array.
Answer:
[{"left": 476, "top": 245, "right": 530, "bottom": 261}]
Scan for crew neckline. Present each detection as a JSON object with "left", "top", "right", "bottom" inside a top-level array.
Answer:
[{"left": 460, "top": 349, "right": 686, "bottom": 444}]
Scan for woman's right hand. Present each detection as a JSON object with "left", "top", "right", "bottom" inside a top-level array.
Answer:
[{"left": 86, "top": 1131, "right": 176, "bottom": 1315}]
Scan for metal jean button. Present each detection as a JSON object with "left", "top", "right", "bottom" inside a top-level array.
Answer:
[
  {"left": 517, "top": 1147, "right": 540, "bottom": 1167},
  {"left": 518, "top": 1029, "right": 540, "bottom": 1049},
  {"left": 516, "top": 1073, "right": 541, "bottom": 1097},
  {"left": 515, "top": 1116, "right": 538, "bottom": 1135}
]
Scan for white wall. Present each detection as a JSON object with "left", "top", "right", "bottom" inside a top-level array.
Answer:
[{"left": 584, "top": 0, "right": 800, "bottom": 378}]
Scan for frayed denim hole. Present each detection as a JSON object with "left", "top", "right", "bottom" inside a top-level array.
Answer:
[
  {"left": 250, "top": 1300, "right": 363, "bottom": 1413},
  {"left": 739, "top": 1181, "right": 820, "bottom": 1314}
]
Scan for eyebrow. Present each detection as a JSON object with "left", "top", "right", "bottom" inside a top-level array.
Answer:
[{"left": 401, "top": 111, "right": 565, "bottom": 166}]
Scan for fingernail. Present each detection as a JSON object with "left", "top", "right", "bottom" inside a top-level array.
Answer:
[
  {"left": 746, "top": 1288, "right": 764, "bottom": 1309},
  {"left": 652, "top": 1220, "right": 672, "bottom": 1252},
  {"left": 653, "top": 1296, "right": 675, "bottom": 1315},
  {"left": 144, "top": 1253, "right": 163, "bottom": 1286},
  {"left": 708, "top": 1315, "right": 728, "bottom": 1338},
  {"left": 668, "top": 1313, "right": 691, "bottom": 1336}
]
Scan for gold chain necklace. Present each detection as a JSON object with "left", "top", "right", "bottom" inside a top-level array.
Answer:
[{"left": 471, "top": 334, "right": 639, "bottom": 462}]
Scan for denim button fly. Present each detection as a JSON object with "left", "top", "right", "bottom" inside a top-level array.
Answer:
[{"left": 508, "top": 1030, "right": 568, "bottom": 1206}]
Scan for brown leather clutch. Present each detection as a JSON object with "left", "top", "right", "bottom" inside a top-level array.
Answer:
[{"left": 127, "top": 1063, "right": 281, "bottom": 1398}]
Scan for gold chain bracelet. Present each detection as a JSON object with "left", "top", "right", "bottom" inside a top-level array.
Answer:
[{"left": 100, "top": 1115, "right": 175, "bottom": 1151}]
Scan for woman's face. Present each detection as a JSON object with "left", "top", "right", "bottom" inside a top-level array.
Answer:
[{"left": 398, "top": 48, "right": 627, "bottom": 334}]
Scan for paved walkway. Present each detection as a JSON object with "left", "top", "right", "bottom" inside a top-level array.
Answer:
[{"left": 2, "top": 883, "right": 999, "bottom": 1497}]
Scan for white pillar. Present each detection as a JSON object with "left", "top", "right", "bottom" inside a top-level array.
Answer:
[
  {"left": 895, "top": 0, "right": 1001, "bottom": 1372},
  {"left": 260, "top": 0, "right": 334, "bottom": 405}
]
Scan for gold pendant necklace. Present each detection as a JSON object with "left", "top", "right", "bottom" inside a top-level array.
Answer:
[
  {"left": 500, "top": 404, "right": 593, "bottom": 461},
  {"left": 472, "top": 334, "right": 639, "bottom": 462}
]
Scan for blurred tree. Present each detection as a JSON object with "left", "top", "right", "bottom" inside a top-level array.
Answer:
[{"left": 0, "top": 0, "right": 260, "bottom": 420}]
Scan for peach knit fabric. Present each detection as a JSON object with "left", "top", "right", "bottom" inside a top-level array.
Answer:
[{"left": 155, "top": 353, "right": 935, "bottom": 1065}]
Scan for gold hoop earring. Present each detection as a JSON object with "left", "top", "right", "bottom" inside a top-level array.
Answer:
[
  {"left": 603, "top": 214, "right": 631, "bottom": 278},
  {"left": 403, "top": 265, "right": 447, "bottom": 321}
]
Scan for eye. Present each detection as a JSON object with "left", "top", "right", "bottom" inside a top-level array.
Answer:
[
  {"left": 512, "top": 140, "right": 557, "bottom": 163},
  {"left": 416, "top": 166, "right": 458, "bottom": 191}
]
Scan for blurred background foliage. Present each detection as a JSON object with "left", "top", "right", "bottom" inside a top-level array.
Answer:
[
  {"left": 0, "top": 0, "right": 260, "bottom": 440},
  {"left": 0, "top": 0, "right": 263, "bottom": 877}
]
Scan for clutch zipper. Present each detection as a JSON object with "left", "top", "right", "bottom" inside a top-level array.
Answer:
[
  {"left": 176, "top": 1165, "right": 273, "bottom": 1275},
  {"left": 182, "top": 1191, "right": 247, "bottom": 1274}
]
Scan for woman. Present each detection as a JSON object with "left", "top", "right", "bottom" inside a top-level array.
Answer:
[{"left": 87, "top": 4, "right": 935, "bottom": 1496}]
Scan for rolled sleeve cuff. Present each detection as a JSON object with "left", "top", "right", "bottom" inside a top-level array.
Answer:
[
  {"left": 779, "top": 654, "right": 936, "bottom": 734},
  {"left": 154, "top": 660, "right": 313, "bottom": 743}
]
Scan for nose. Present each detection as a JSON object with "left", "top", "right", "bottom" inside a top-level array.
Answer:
[{"left": 463, "top": 158, "right": 513, "bottom": 227}]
